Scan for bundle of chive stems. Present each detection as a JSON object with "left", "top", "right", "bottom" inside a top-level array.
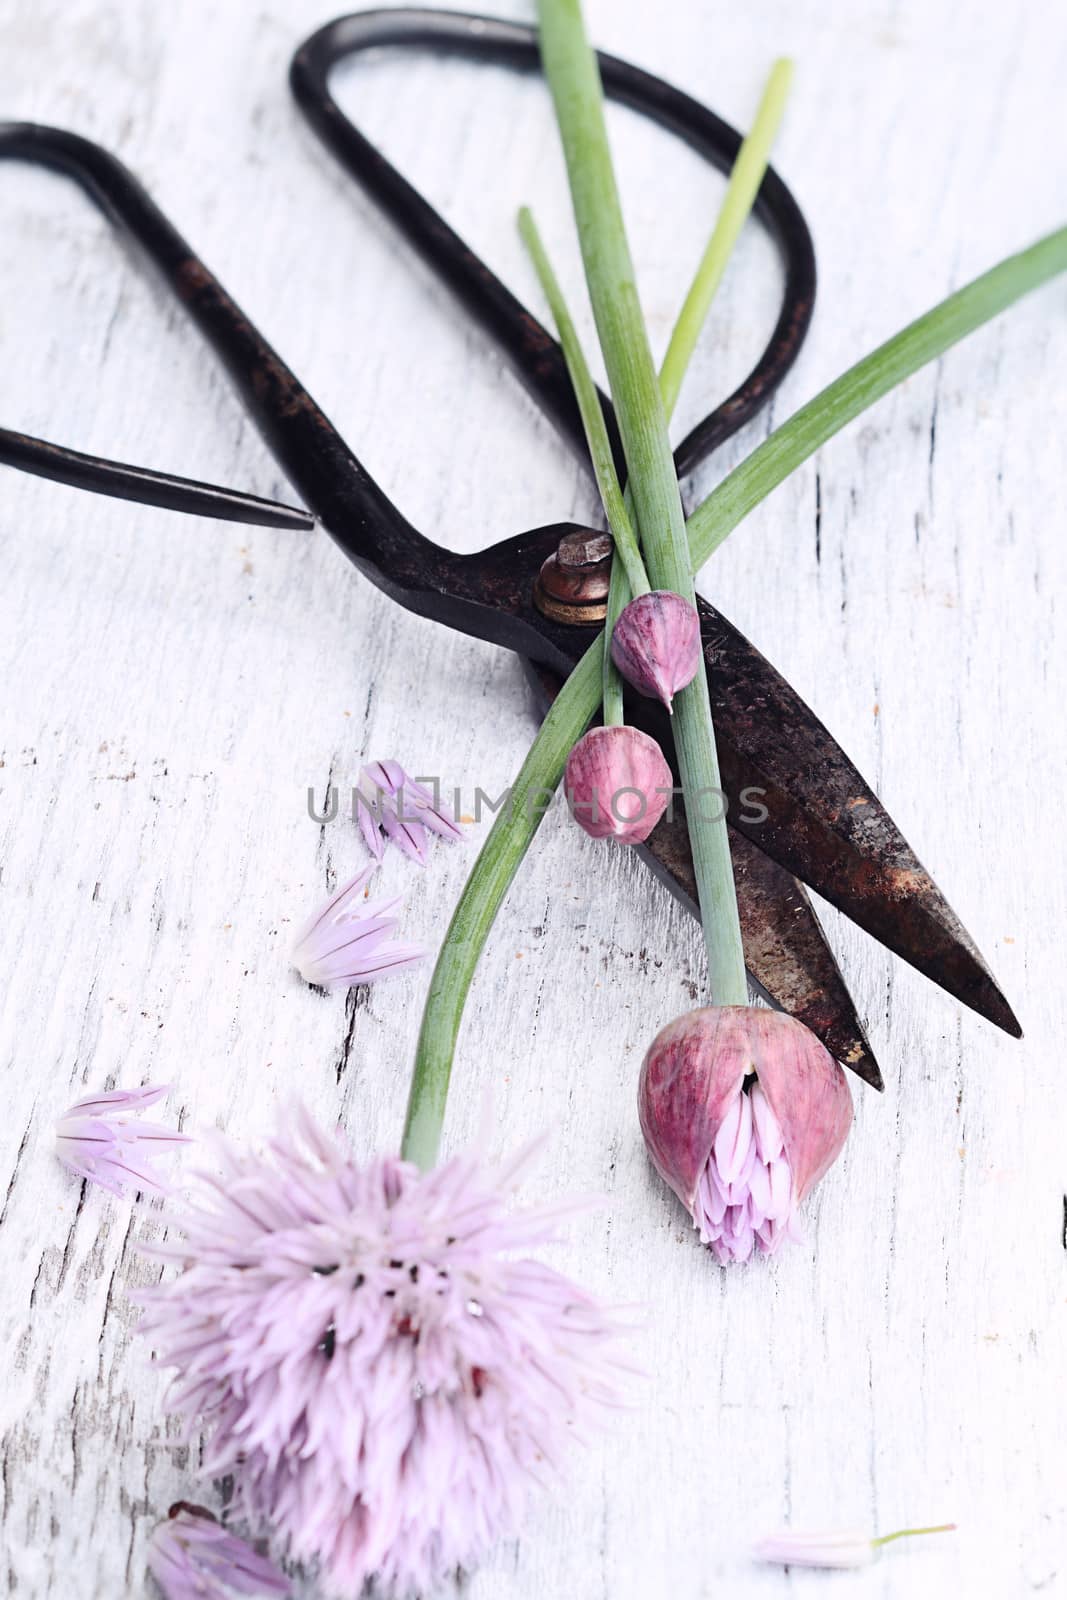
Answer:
[{"left": 400, "top": 0, "right": 1067, "bottom": 1169}]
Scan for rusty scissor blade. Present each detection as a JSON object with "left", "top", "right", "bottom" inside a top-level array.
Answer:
[
  {"left": 663, "top": 601, "right": 1022, "bottom": 1038},
  {"left": 522, "top": 660, "right": 882, "bottom": 1087},
  {"left": 0, "top": 424, "right": 315, "bottom": 530},
  {"left": 728, "top": 832, "right": 882, "bottom": 1086},
  {"left": 645, "top": 806, "right": 883, "bottom": 1089}
]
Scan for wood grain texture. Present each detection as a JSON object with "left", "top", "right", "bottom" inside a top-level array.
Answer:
[{"left": 0, "top": 1, "right": 1064, "bottom": 1595}]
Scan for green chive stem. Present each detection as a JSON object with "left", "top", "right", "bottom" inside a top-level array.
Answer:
[
  {"left": 871, "top": 1524, "right": 957, "bottom": 1549},
  {"left": 658, "top": 58, "right": 793, "bottom": 420},
  {"left": 404, "top": 38, "right": 787, "bottom": 1159},
  {"left": 537, "top": 0, "right": 748, "bottom": 1005},
  {"left": 600, "top": 58, "right": 793, "bottom": 749},
  {"left": 600, "top": 556, "right": 629, "bottom": 727},
  {"left": 601, "top": 628, "right": 626, "bottom": 727},
  {"left": 687, "top": 225, "right": 1067, "bottom": 565},
  {"left": 402, "top": 647, "right": 602, "bottom": 1167},
  {"left": 518, "top": 206, "right": 651, "bottom": 602}
]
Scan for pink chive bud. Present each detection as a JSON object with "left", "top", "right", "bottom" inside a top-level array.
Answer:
[
  {"left": 564, "top": 725, "right": 673, "bottom": 845},
  {"left": 610, "top": 590, "right": 702, "bottom": 711},
  {"left": 638, "top": 1006, "right": 853, "bottom": 1264}
]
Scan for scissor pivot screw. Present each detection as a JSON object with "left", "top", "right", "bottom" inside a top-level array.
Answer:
[{"left": 534, "top": 529, "right": 613, "bottom": 624}]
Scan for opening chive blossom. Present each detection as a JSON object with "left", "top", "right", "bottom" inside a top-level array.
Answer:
[{"left": 639, "top": 1008, "right": 853, "bottom": 1263}]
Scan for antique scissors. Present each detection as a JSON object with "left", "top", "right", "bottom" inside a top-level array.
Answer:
[{"left": 0, "top": 8, "right": 1022, "bottom": 1092}]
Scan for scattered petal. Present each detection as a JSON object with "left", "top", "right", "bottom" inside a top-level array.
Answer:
[
  {"left": 753, "top": 1529, "right": 874, "bottom": 1569},
  {"left": 754, "top": 1522, "right": 956, "bottom": 1569},
  {"left": 148, "top": 1503, "right": 289, "bottom": 1598},
  {"left": 56, "top": 1084, "right": 189, "bottom": 1198},
  {"left": 358, "top": 761, "right": 465, "bottom": 864},
  {"left": 292, "top": 868, "right": 427, "bottom": 991}
]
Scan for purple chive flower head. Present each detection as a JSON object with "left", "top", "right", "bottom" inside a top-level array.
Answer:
[
  {"left": 639, "top": 1007, "right": 853, "bottom": 1265},
  {"left": 610, "top": 590, "right": 701, "bottom": 711},
  {"left": 357, "top": 759, "right": 465, "bottom": 865},
  {"left": 292, "top": 864, "right": 427, "bottom": 991},
  {"left": 147, "top": 1502, "right": 289, "bottom": 1598},
  {"left": 564, "top": 725, "right": 673, "bottom": 844},
  {"left": 55, "top": 1085, "right": 190, "bottom": 1198},
  {"left": 138, "top": 1113, "right": 628, "bottom": 1597}
]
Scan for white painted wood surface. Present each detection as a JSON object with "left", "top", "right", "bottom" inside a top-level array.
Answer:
[{"left": 1, "top": 1, "right": 1065, "bottom": 1595}]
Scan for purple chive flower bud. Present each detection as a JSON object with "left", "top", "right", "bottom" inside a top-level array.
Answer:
[
  {"left": 356, "top": 759, "right": 465, "bottom": 865},
  {"left": 564, "top": 725, "right": 673, "bottom": 844},
  {"left": 638, "top": 1007, "right": 853, "bottom": 1265},
  {"left": 147, "top": 1503, "right": 289, "bottom": 1598},
  {"left": 55, "top": 1085, "right": 190, "bottom": 1198},
  {"left": 292, "top": 863, "right": 427, "bottom": 990},
  {"left": 137, "top": 1113, "right": 629, "bottom": 1597},
  {"left": 610, "top": 590, "right": 701, "bottom": 711}
]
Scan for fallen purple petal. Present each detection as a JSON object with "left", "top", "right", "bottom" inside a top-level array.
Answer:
[
  {"left": 753, "top": 1528, "right": 875, "bottom": 1569},
  {"left": 292, "top": 867, "right": 427, "bottom": 991},
  {"left": 380, "top": 800, "right": 429, "bottom": 865},
  {"left": 56, "top": 1084, "right": 190, "bottom": 1198},
  {"left": 148, "top": 1503, "right": 289, "bottom": 1598},
  {"left": 357, "top": 759, "right": 465, "bottom": 864},
  {"left": 754, "top": 1521, "right": 956, "bottom": 1568}
]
